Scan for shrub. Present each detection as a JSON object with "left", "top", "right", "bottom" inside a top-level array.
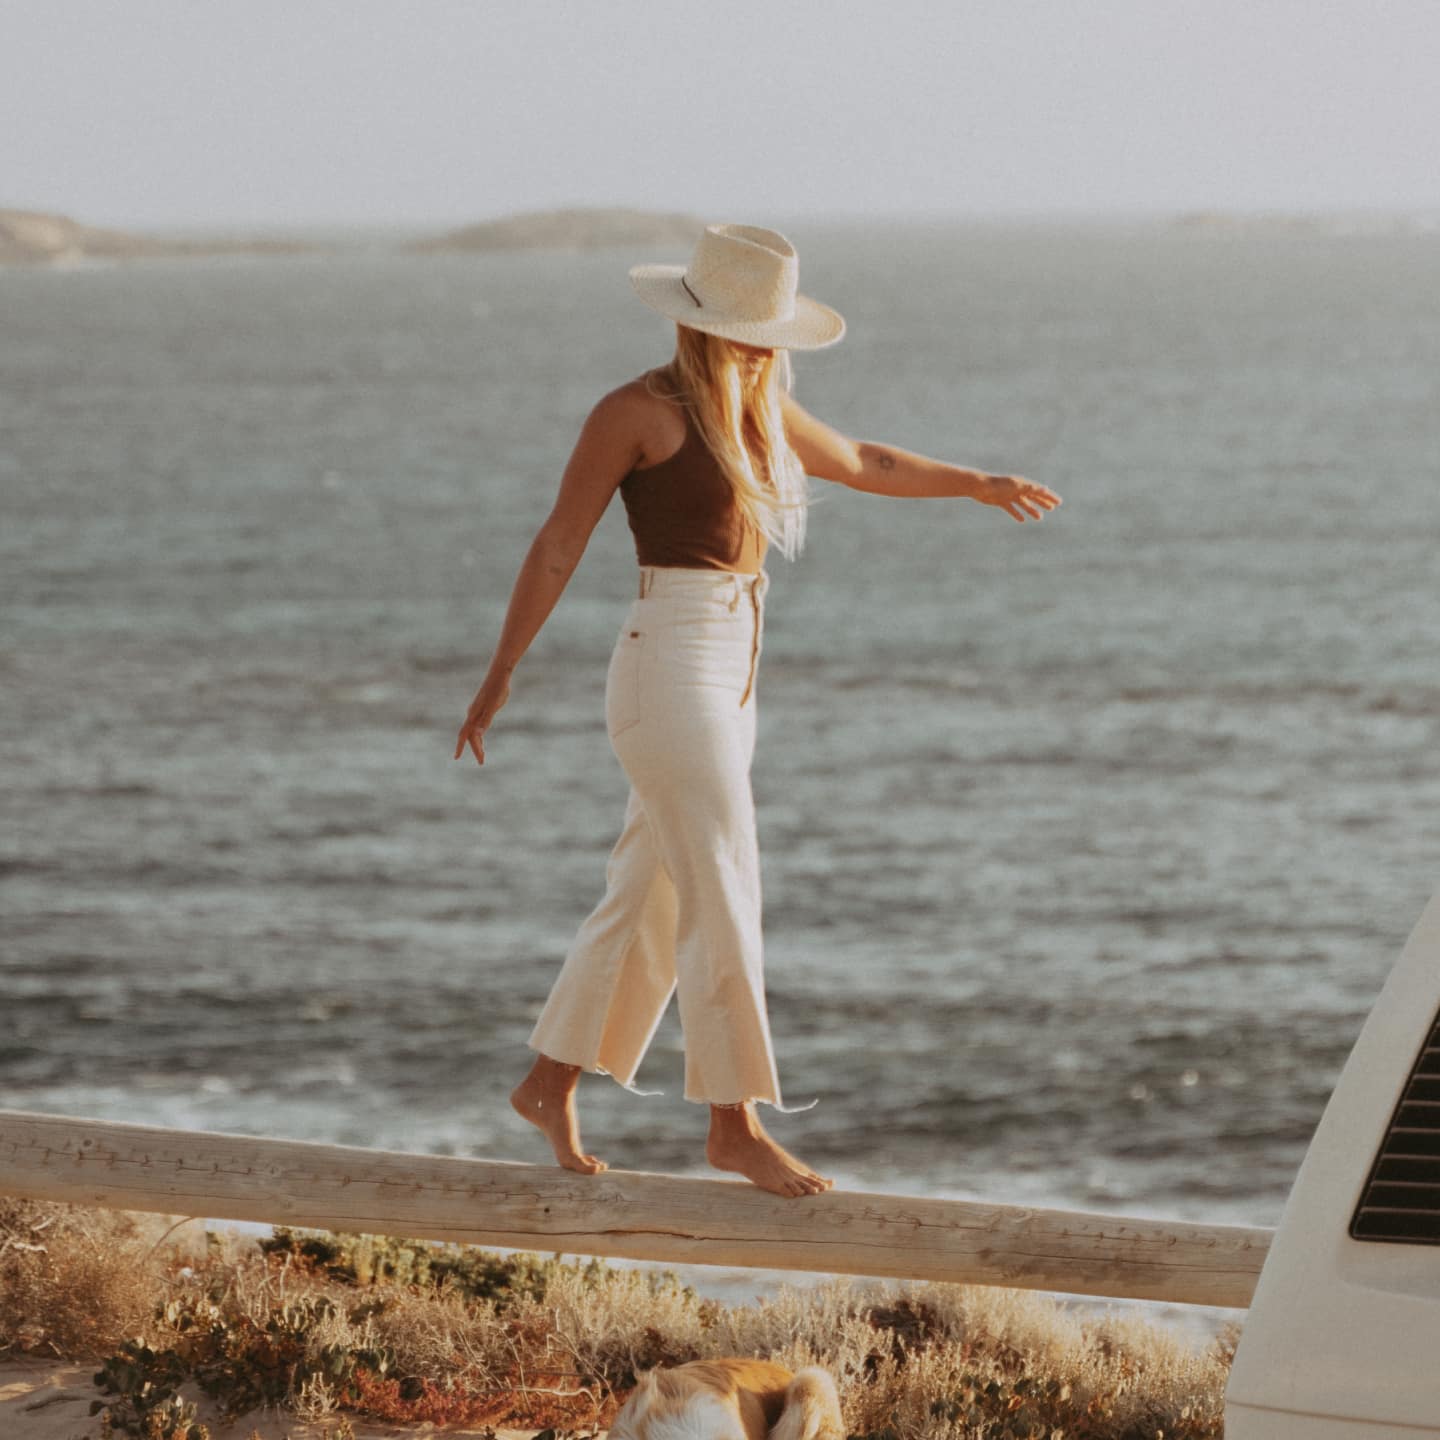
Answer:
[
  {"left": 89, "top": 1337, "right": 208, "bottom": 1440},
  {"left": 1, "top": 1199, "right": 1234, "bottom": 1438}
]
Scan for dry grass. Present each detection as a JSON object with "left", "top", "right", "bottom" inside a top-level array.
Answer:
[
  {"left": 0, "top": 1197, "right": 1238, "bottom": 1438},
  {"left": 0, "top": 1196, "right": 176, "bottom": 1356}
]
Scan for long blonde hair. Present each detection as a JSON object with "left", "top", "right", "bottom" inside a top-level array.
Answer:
[{"left": 643, "top": 324, "right": 811, "bottom": 561}]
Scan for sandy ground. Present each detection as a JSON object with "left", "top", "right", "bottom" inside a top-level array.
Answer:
[{"left": 0, "top": 1356, "right": 554, "bottom": 1440}]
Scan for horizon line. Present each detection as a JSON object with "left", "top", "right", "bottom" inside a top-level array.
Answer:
[{"left": 6, "top": 200, "right": 1440, "bottom": 236}]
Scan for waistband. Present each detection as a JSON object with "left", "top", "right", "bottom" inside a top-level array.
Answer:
[{"left": 638, "top": 565, "right": 770, "bottom": 601}]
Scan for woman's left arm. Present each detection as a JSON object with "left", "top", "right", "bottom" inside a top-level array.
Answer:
[{"left": 780, "top": 392, "right": 1062, "bottom": 522}]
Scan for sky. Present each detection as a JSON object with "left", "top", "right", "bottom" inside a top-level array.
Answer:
[{"left": 4, "top": 0, "right": 1439, "bottom": 231}]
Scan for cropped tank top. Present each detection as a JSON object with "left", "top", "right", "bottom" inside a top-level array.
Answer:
[{"left": 618, "top": 405, "right": 767, "bottom": 573}]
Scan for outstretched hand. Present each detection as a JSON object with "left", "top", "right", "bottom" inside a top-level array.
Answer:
[
  {"left": 454, "top": 673, "right": 511, "bottom": 767},
  {"left": 980, "top": 474, "right": 1062, "bottom": 522}
]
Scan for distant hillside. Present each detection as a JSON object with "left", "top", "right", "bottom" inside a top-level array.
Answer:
[
  {"left": 1, "top": 209, "right": 157, "bottom": 263},
  {"left": 1, "top": 205, "right": 708, "bottom": 266},
  {"left": 0, "top": 208, "right": 330, "bottom": 265},
  {"left": 406, "top": 205, "right": 704, "bottom": 254}
]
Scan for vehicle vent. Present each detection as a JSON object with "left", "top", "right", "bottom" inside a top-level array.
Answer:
[{"left": 1349, "top": 1003, "right": 1440, "bottom": 1245}]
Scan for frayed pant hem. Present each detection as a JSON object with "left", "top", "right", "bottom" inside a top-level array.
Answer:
[
  {"left": 683, "top": 1092, "right": 820, "bottom": 1113},
  {"left": 597, "top": 1064, "right": 666, "bottom": 1098},
  {"left": 527, "top": 1042, "right": 665, "bottom": 1098}
]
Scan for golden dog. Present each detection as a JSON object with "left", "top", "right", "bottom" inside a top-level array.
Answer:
[{"left": 609, "top": 1358, "right": 844, "bottom": 1440}]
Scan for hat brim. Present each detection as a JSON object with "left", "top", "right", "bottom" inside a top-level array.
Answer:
[{"left": 628, "top": 264, "right": 846, "bottom": 350}]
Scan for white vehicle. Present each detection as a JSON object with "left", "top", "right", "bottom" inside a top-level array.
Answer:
[{"left": 1225, "top": 887, "right": 1440, "bottom": 1436}]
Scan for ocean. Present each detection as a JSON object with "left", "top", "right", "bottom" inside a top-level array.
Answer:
[{"left": 3, "top": 218, "right": 1438, "bottom": 1329}]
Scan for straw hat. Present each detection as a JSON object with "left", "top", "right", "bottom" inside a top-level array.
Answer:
[{"left": 628, "top": 222, "right": 846, "bottom": 350}]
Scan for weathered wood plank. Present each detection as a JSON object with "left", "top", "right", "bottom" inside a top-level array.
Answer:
[{"left": 0, "top": 1109, "right": 1270, "bottom": 1307}]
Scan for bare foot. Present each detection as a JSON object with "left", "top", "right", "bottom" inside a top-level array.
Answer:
[
  {"left": 706, "top": 1102, "right": 833, "bottom": 1198},
  {"left": 510, "top": 1055, "right": 608, "bottom": 1175}
]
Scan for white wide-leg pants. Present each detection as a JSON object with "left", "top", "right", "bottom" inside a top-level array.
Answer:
[{"left": 528, "top": 564, "right": 809, "bottom": 1110}]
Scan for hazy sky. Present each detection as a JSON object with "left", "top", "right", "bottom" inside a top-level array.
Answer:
[{"left": 5, "top": 1, "right": 1439, "bottom": 230}]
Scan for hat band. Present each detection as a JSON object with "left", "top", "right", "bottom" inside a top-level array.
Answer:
[{"left": 678, "top": 275, "right": 798, "bottom": 323}]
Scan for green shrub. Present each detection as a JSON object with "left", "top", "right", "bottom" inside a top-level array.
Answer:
[
  {"left": 89, "top": 1337, "right": 208, "bottom": 1440},
  {"left": 257, "top": 1226, "right": 630, "bottom": 1308},
  {"left": 161, "top": 1292, "right": 395, "bottom": 1424}
]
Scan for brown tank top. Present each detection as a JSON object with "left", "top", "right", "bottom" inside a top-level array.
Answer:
[{"left": 619, "top": 405, "right": 766, "bottom": 572}]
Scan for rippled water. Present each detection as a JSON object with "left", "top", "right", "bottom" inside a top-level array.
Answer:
[{"left": 3, "top": 220, "right": 1438, "bottom": 1324}]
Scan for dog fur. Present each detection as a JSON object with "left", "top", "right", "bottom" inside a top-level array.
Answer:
[{"left": 608, "top": 1357, "right": 844, "bottom": 1440}]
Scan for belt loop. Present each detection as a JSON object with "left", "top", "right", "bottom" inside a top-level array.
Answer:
[{"left": 728, "top": 574, "right": 741, "bottom": 612}]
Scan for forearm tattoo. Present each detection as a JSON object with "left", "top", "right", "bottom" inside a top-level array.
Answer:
[{"left": 862, "top": 444, "right": 897, "bottom": 471}]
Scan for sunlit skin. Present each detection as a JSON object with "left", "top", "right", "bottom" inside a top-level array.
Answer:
[{"left": 458, "top": 335, "right": 1061, "bottom": 1197}]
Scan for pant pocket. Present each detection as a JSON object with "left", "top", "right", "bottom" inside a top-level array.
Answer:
[
  {"left": 658, "top": 615, "right": 750, "bottom": 692},
  {"left": 605, "top": 627, "right": 645, "bottom": 736}
]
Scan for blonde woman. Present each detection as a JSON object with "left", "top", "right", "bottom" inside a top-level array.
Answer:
[{"left": 454, "top": 224, "right": 1060, "bottom": 1198}]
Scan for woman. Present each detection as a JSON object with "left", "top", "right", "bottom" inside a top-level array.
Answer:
[{"left": 454, "top": 223, "right": 1060, "bottom": 1199}]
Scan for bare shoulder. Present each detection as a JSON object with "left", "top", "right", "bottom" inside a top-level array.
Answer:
[
  {"left": 549, "top": 372, "right": 672, "bottom": 498},
  {"left": 565, "top": 378, "right": 650, "bottom": 473},
  {"left": 606, "top": 368, "right": 689, "bottom": 470},
  {"left": 540, "top": 382, "right": 655, "bottom": 548},
  {"left": 588, "top": 376, "right": 653, "bottom": 433}
]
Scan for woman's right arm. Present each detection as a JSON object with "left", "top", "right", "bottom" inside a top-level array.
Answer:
[{"left": 454, "top": 387, "right": 644, "bottom": 767}]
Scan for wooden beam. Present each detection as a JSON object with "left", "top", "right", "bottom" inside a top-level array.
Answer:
[{"left": 0, "top": 1109, "right": 1270, "bottom": 1308}]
